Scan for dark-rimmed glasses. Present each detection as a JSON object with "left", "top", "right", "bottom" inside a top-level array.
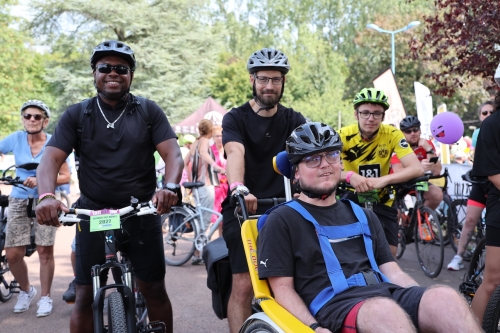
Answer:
[
  {"left": 23, "top": 114, "right": 44, "bottom": 121},
  {"left": 254, "top": 75, "right": 284, "bottom": 85},
  {"left": 357, "top": 111, "right": 384, "bottom": 120},
  {"left": 302, "top": 151, "right": 341, "bottom": 168},
  {"left": 96, "top": 64, "right": 131, "bottom": 75},
  {"left": 481, "top": 110, "right": 494, "bottom": 116},
  {"left": 403, "top": 128, "right": 420, "bottom": 134}
]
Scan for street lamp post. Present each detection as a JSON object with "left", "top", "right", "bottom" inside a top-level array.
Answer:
[{"left": 366, "top": 21, "right": 421, "bottom": 75}]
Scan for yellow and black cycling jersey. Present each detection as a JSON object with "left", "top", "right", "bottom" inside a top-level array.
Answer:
[{"left": 339, "top": 123, "right": 414, "bottom": 206}]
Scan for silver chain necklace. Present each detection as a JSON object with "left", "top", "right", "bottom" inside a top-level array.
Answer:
[{"left": 96, "top": 98, "right": 128, "bottom": 129}]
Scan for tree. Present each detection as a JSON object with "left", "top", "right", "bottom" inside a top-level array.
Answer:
[
  {"left": 412, "top": 0, "right": 500, "bottom": 97},
  {"left": 27, "top": 0, "right": 222, "bottom": 124},
  {"left": 0, "top": 0, "right": 55, "bottom": 139}
]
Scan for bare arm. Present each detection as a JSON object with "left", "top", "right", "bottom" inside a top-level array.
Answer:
[
  {"left": 379, "top": 261, "right": 419, "bottom": 288},
  {"left": 55, "top": 161, "right": 71, "bottom": 186},
  {"left": 268, "top": 276, "right": 332, "bottom": 333},
  {"left": 488, "top": 174, "right": 500, "bottom": 192},
  {"left": 154, "top": 138, "right": 184, "bottom": 214},
  {"left": 198, "top": 137, "right": 222, "bottom": 172}
]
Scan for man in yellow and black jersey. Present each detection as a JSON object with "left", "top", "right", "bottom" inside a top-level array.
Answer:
[{"left": 339, "top": 88, "right": 424, "bottom": 256}]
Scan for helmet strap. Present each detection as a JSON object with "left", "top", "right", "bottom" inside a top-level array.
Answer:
[
  {"left": 358, "top": 123, "right": 380, "bottom": 142},
  {"left": 25, "top": 124, "right": 44, "bottom": 135},
  {"left": 251, "top": 78, "right": 285, "bottom": 114},
  {"left": 298, "top": 187, "right": 334, "bottom": 200}
]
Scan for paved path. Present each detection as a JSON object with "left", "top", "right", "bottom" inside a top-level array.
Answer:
[{"left": 0, "top": 183, "right": 469, "bottom": 332}]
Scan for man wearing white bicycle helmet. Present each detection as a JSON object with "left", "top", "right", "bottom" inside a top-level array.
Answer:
[
  {"left": 221, "top": 48, "right": 306, "bottom": 332},
  {"left": 35, "top": 40, "right": 183, "bottom": 333},
  {"left": 258, "top": 122, "right": 481, "bottom": 333},
  {"left": 0, "top": 100, "right": 70, "bottom": 317}
]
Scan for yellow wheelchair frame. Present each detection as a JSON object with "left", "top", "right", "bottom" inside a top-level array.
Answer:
[{"left": 239, "top": 218, "right": 314, "bottom": 333}]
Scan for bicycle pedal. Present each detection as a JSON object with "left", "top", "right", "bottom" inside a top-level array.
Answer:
[{"left": 145, "top": 321, "right": 166, "bottom": 332}]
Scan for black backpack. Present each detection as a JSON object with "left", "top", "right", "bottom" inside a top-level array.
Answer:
[{"left": 75, "top": 95, "right": 152, "bottom": 157}]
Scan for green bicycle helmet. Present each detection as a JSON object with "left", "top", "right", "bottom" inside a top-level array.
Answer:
[{"left": 353, "top": 88, "right": 390, "bottom": 111}]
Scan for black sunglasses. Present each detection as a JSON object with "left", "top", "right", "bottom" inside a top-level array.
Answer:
[
  {"left": 23, "top": 113, "right": 44, "bottom": 121},
  {"left": 481, "top": 110, "right": 494, "bottom": 116},
  {"left": 96, "top": 64, "right": 131, "bottom": 75},
  {"left": 403, "top": 128, "right": 420, "bottom": 134}
]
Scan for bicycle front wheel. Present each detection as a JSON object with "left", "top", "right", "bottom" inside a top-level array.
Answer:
[
  {"left": 466, "top": 237, "right": 487, "bottom": 287},
  {"left": 107, "top": 291, "right": 128, "bottom": 333},
  {"left": 415, "top": 206, "right": 444, "bottom": 278},
  {"left": 483, "top": 285, "right": 500, "bottom": 333},
  {"left": 162, "top": 207, "right": 198, "bottom": 266},
  {"left": 449, "top": 199, "right": 467, "bottom": 253}
]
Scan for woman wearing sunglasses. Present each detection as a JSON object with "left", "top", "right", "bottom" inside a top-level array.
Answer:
[{"left": 0, "top": 100, "right": 70, "bottom": 317}]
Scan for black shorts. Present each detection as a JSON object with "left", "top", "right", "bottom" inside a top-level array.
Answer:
[
  {"left": 315, "top": 283, "right": 426, "bottom": 332},
  {"left": 74, "top": 196, "right": 166, "bottom": 285},
  {"left": 486, "top": 225, "right": 500, "bottom": 247},
  {"left": 339, "top": 191, "right": 398, "bottom": 246},
  {"left": 221, "top": 200, "right": 274, "bottom": 274},
  {"left": 468, "top": 183, "right": 487, "bottom": 207}
]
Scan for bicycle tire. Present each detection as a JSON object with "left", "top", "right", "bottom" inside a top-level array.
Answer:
[
  {"left": 242, "top": 319, "right": 279, "bottom": 333},
  {"left": 162, "top": 207, "right": 198, "bottom": 266},
  {"left": 449, "top": 199, "right": 467, "bottom": 253},
  {"left": 415, "top": 206, "right": 444, "bottom": 278},
  {"left": 107, "top": 291, "right": 128, "bottom": 333},
  {"left": 0, "top": 260, "right": 13, "bottom": 302},
  {"left": 466, "top": 237, "right": 487, "bottom": 286},
  {"left": 482, "top": 285, "right": 500, "bottom": 333},
  {"left": 438, "top": 194, "right": 453, "bottom": 246}
]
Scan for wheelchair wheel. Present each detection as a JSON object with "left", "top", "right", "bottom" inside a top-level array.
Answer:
[
  {"left": 162, "top": 207, "right": 198, "bottom": 266},
  {"left": 242, "top": 319, "right": 280, "bottom": 333},
  {"left": 483, "top": 285, "right": 500, "bottom": 333}
]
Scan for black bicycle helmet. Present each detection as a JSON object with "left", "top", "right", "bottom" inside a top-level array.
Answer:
[
  {"left": 400, "top": 116, "right": 421, "bottom": 130},
  {"left": 90, "top": 40, "right": 136, "bottom": 71},
  {"left": 247, "top": 48, "right": 290, "bottom": 74},
  {"left": 286, "top": 122, "right": 343, "bottom": 165},
  {"left": 20, "top": 100, "right": 50, "bottom": 118},
  {"left": 352, "top": 88, "right": 390, "bottom": 111}
]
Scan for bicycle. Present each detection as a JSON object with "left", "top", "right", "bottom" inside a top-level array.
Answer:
[
  {"left": 428, "top": 168, "right": 455, "bottom": 248},
  {"left": 58, "top": 197, "right": 164, "bottom": 333},
  {"left": 393, "top": 176, "right": 444, "bottom": 278},
  {"left": 459, "top": 236, "right": 486, "bottom": 305},
  {"left": 161, "top": 181, "right": 224, "bottom": 266},
  {"left": 0, "top": 162, "right": 39, "bottom": 302}
]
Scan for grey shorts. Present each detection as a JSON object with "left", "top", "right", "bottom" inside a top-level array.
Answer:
[{"left": 5, "top": 197, "right": 57, "bottom": 247}]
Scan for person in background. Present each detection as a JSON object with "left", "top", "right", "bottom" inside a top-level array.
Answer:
[
  {"left": 0, "top": 100, "right": 70, "bottom": 317},
  {"left": 189, "top": 119, "right": 224, "bottom": 264},
  {"left": 210, "top": 125, "right": 227, "bottom": 236},
  {"left": 447, "top": 101, "right": 495, "bottom": 271}
]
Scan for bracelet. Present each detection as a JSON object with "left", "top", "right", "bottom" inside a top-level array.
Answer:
[
  {"left": 309, "top": 322, "right": 321, "bottom": 330},
  {"left": 38, "top": 195, "right": 57, "bottom": 204},
  {"left": 229, "top": 182, "right": 244, "bottom": 191},
  {"left": 345, "top": 171, "right": 354, "bottom": 184}
]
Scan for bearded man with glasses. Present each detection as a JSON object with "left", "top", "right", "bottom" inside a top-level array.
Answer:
[
  {"left": 35, "top": 40, "right": 183, "bottom": 333},
  {"left": 338, "top": 88, "right": 423, "bottom": 257},
  {"left": 221, "top": 47, "right": 306, "bottom": 332}
]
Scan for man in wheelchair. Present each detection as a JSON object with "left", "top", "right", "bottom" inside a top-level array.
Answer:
[{"left": 257, "top": 122, "right": 481, "bottom": 333}]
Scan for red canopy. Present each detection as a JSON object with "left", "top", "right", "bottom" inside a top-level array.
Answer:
[{"left": 174, "top": 97, "right": 228, "bottom": 134}]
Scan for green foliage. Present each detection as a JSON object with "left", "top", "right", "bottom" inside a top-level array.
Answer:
[
  {"left": 28, "top": 0, "right": 221, "bottom": 125},
  {"left": 0, "top": 0, "right": 54, "bottom": 139}
]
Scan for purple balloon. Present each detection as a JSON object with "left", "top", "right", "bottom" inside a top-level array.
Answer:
[{"left": 430, "top": 112, "right": 464, "bottom": 144}]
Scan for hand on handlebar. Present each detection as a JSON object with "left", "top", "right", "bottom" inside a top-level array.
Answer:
[
  {"left": 23, "top": 176, "right": 37, "bottom": 189},
  {"left": 152, "top": 188, "right": 178, "bottom": 215},
  {"left": 35, "top": 197, "right": 69, "bottom": 227}
]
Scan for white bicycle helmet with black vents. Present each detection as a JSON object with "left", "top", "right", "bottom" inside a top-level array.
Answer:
[{"left": 20, "top": 100, "right": 51, "bottom": 118}]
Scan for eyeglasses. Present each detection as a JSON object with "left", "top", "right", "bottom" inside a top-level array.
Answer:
[
  {"left": 357, "top": 111, "right": 384, "bottom": 120},
  {"left": 23, "top": 114, "right": 44, "bottom": 121},
  {"left": 302, "top": 151, "right": 341, "bottom": 168},
  {"left": 96, "top": 64, "right": 131, "bottom": 75},
  {"left": 403, "top": 128, "right": 420, "bottom": 134},
  {"left": 481, "top": 110, "right": 494, "bottom": 116},
  {"left": 254, "top": 75, "right": 284, "bottom": 85}
]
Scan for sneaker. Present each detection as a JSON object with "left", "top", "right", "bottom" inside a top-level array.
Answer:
[
  {"left": 13, "top": 285, "right": 37, "bottom": 313},
  {"left": 191, "top": 256, "right": 204, "bottom": 265},
  {"left": 447, "top": 255, "right": 464, "bottom": 271},
  {"left": 36, "top": 295, "right": 53, "bottom": 317},
  {"left": 62, "top": 279, "right": 76, "bottom": 303}
]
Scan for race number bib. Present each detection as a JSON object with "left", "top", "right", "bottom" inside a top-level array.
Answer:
[
  {"left": 89, "top": 209, "right": 120, "bottom": 232},
  {"left": 358, "top": 164, "right": 381, "bottom": 178}
]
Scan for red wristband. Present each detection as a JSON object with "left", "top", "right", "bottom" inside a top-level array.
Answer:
[
  {"left": 229, "top": 182, "right": 244, "bottom": 191},
  {"left": 345, "top": 171, "right": 354, "bottom": 184}
]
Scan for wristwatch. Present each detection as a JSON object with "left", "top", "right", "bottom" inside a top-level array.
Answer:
[{"left": 165, "top": 183, "right": 181, "bottom": 194}]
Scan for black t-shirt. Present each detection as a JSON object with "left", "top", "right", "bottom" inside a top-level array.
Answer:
[
  {"left": 257, "top": 199, "right": 394, "bottom": 307},
  {"left": 48, "top": 94, "right": 176, "bottom": 207},
  {"left": 222, "top": 102, "right": 306, "bottom": 200},
  {"left": 473, "top": 111, "right": 500, "bottom": 197}
]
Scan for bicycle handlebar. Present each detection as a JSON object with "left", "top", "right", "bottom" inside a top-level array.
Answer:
[
  {"left": 231, "top": 193, "right": 286, "bottom": 221},
  {"left": 0, "top": 176, "right": 26, "bottom": 186}
]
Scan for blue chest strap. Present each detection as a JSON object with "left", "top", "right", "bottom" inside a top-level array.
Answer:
[{"left": 285, "top": 200, "right": 389, "bottom": 316}]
